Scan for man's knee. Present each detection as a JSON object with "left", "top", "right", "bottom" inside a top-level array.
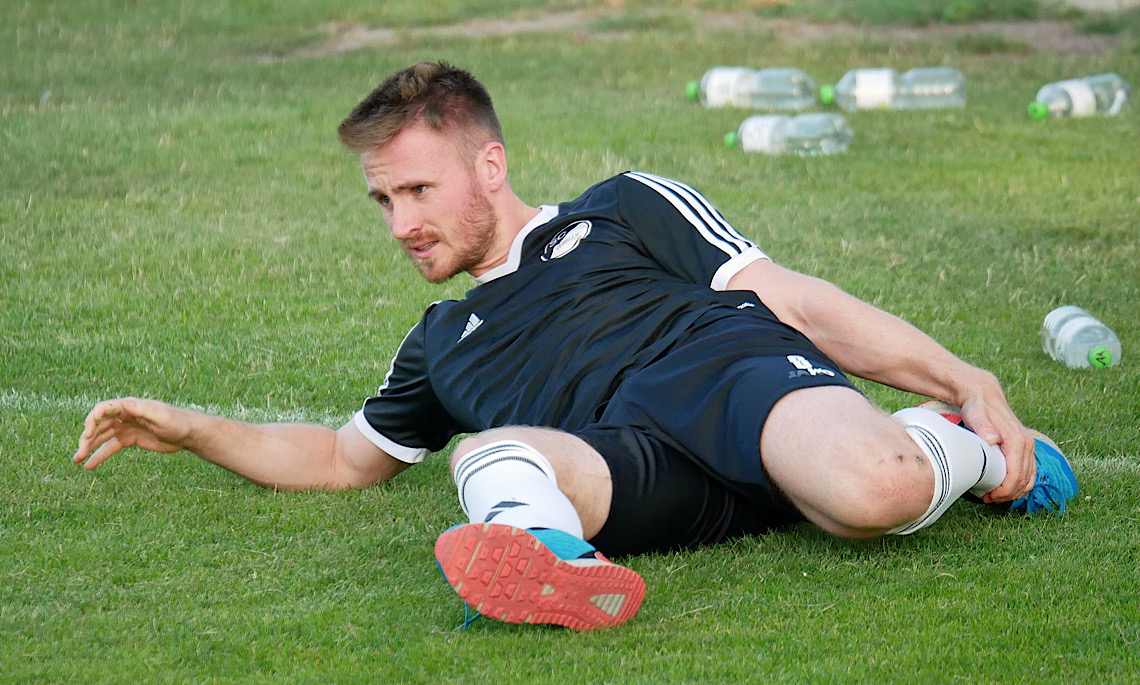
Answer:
[
  {"left": 798, "top": 428, "right": 931, "bottom": 537},
  {"left": 451, "top": 427, "right": 525, "bottom": 470},
  {"left": 449, "top": 427, "right": 613, "bottom": 538},
  {"left": 834, "top": 436, "right": 934, "bottom": 534}
]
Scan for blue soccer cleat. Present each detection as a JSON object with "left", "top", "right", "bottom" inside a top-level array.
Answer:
[
  {"left": 434, "top": 523, "right": 645, "bottom": 631},
  {"left": 916, "top": 400, "right": 1078, "bottom": 514},
  {"left": 1009, "top": 431, "right": 1078, "bottom": 514}
]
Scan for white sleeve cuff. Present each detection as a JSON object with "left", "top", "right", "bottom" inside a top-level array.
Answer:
[
  {"left": 353, "top": 411, "right": 429, "bottom": 464},
  {"left": 711, "top": 246, "right": 769, "bottom": 291}
]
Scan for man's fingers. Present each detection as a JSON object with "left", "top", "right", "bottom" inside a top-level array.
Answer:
[
  {"left": 75, "top": 399, "right": 140, "bottom": 467},
  {"left": 75, "top": 423, "right": 123, "bottom": 466},
  {"left": 985, "top": 429, "right": 1036, "bottom": 502},
  {"left": 82, "top": 438, "right": 125, "bottom": 470},
  {"left": 81, "top": 400, "right": 124, "bottom": 439}
]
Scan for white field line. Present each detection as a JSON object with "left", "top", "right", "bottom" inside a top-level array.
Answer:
[
  {"left": 5, "top": 389, "right": 1136, "bottom": 474},
  {"left": 0, "top": 388, "right": 354, "bottom": 427}
]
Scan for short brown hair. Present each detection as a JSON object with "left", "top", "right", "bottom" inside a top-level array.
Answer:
[{"left": 338, "top": 61, "right": 503, "bottom": 155}]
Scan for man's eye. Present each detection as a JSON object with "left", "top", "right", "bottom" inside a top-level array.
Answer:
[{"left": 414, "top": 185, "right": 427, "bottom": 195}]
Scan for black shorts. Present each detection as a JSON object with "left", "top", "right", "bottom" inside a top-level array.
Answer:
[{"left": 578, "top": 311, "right": 858, "bottom": 556}]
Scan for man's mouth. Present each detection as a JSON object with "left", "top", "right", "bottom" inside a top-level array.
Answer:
[{"left": 407, "top": 241, "right": 438, "bottom": 259}]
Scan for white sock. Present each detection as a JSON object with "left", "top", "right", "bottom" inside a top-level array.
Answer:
[
  {"left": 887, "top": 407, "right": 1008, "bottom": 535},
  {"left": 452, "top": 440, "right": 584, "bottom": 539}
]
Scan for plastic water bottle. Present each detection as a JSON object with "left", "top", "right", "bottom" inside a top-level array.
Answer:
[
  {"left": 725, "top": 113, "right": 853, "bottom": 155},
  {"left": 1028, "top": 73, "right": 1132, "bottom": 120},
  {"left": 820, "top": 67, "right": 966, "bottom": 111},
  {"left": 687, "top": 67, "right": 817, "bottom": 110},
  {"left": 1041, "top": 305, "right": 1122, "bottom": 369}
]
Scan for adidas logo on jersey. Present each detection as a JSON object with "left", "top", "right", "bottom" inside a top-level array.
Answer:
[{"left": 459, "top": 313, "right": 483, "bottom": 342}]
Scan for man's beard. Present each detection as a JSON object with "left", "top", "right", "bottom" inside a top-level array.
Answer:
[{"left": 415, "top": 182, "right": 499, "bottom": 284}]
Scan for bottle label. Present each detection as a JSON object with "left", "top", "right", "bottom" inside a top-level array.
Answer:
[
  {"left": 1089, "top": 346, "right": 1113, "bottom": 368},
  {"left": 854, "top": 69, "right": 894, "bottom": 109},
  {"left": 703, "top": 68, "right": 746, "bottom": 108},
  {"left": 1055, "top": 79, "right": 1096, "bottom": 117},
  {"left": 739, "top": 115, "right": 783, "bottom": 154}
]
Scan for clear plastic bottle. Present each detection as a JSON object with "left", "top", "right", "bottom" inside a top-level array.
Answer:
[
  {"left": 1041, "top": 305, "right": 1122, "bottom": 369},
  {"left": 687, "top": 67, "right": 817, "bottom": 110},
  {"left": 1028, "top": 73, "right": 1132, "bottom": 120},
  {"left": 820, "top": 67, "right": 966, "bottom": 111},
  {"left": 725, "top": 113, "right": 853, "bottom": 155}
]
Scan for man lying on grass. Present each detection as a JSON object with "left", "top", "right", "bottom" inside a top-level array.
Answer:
[{"left": 74, "top": 61, "right": 1077, "bottom": 631}]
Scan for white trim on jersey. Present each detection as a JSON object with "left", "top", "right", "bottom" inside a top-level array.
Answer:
[
  {"left": 356, "top": 315, "right": 437, "bottom": 464},
  {"left": 624, "top": 171, "right": 755, "bottom": 257},
  {"left": 711, "top": 246, "right": 768, "bottom": 291},
  {"left": 352, "top": 410, "right": 428, "bottom": 464},
  {"left": 475, "top": 205, "right": 560, "bottom": 285}
]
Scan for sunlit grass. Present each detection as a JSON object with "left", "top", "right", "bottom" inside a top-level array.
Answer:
[{"left": 3, "top": 1, "right": 1138, "bottom": 682}]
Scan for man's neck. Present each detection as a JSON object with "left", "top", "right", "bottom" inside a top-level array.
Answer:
[{"left": 469, "top": 197, "right": 541, "bottom": 279}]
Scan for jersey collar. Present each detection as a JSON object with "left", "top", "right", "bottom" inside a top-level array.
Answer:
[{"left": 474, "top": 205, "right": 559, "bottom": 285}]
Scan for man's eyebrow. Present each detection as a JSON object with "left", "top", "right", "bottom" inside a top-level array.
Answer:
[{"left": 368, "top": 182, "right": 424, "bottom": 199}]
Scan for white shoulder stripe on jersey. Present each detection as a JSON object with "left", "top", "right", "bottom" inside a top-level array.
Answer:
[
  {"left": 625, "top": 171, "right": 753, "bottom": 256},
  {"left": 644, "top": 173, "right": 753, "bottom": 254}
]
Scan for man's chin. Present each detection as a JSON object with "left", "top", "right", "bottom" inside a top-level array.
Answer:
[{"left": 417, "top": 261, "right": 460, "bottom": 284}]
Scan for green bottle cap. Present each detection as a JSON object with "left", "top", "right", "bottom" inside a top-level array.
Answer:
[
  {"left": 685, "top": 81, "right": 699, "bottom": 101},
  {"left": 1089, "top": 346, "right": 1113, "bottom": 368},
  {"left": 1028, "top": 101, "right": 1049, "bottom": 120},
  {"left": 820, "top": 84, "right": 836, "bottom": 105},
  {"left": 724, "top": 131, "right": 739, "bottom": 149}
]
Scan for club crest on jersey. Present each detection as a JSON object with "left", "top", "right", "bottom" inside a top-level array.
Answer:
[{"left": 541, "top": 221, "right": 591, "bottom": 261}]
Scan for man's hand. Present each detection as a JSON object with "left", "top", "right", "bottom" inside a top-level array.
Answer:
[
  {"left": 74, "top": 397, "right": 191, "bottom": 470},
  {"left": 956, "top": 378, "right": 1037, "bottom": 504}
]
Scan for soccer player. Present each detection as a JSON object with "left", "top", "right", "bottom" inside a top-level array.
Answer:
[{"left": 73, "top": 61, "right": 1077, "bottom": 632}]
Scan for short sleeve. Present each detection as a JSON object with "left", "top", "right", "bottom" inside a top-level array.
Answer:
[
  {"left": 354, "top": 315, "right": 462, "bottom": 463},
  {"left": 618, "top": 172, "right": 768, "bottom": 290}
]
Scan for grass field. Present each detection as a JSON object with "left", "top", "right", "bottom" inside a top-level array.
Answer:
[{"left": 3, "top": 0, "right": 1139, "bottom": 682}]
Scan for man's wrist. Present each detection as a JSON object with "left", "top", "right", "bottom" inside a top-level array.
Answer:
[{"left": 944, "top": 367, "right": 1001, "bottom": 407}]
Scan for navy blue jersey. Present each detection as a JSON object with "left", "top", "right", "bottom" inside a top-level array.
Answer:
[{"left": 354, "top": 172, "right": 773, "bottom": 462}]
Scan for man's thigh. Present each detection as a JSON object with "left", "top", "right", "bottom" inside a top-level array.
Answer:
[
  {"left": 601, "top": 322, "right": 858, "bottom": 491},
  {"left": 759, "top": 385, "right": 934, "bottom": 538}
]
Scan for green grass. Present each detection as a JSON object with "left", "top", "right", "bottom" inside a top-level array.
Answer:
[
  {"left": 3, "top": 0, "right": 1139, "bottom": 682},
  {"left": 758, "top": 0, "right": 1046, "bottom": 24}
]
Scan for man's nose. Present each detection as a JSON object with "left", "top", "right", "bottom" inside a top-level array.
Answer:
[{"left": 387, "top": 203, "right": 422, "bottom": 240}]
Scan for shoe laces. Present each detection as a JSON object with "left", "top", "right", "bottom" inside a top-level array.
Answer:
[
  {"left": 434, "top": 557, "right": 483, "bottom": 630},
  {"left": 1009, "top": 439, "right": 1079, "bottom": 514}
]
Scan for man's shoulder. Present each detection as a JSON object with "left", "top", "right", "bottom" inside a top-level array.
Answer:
[
  {"left": 565, "top": 169, "right": 670, "bottom": 196},
  {"left": 557, "top": 171, "right": 677, "bottom": 217}
]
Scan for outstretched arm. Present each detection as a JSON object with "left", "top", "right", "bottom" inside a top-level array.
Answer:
[
  {"left": 74, "top": 397, "right": 409, "bottom": 490},
  {"left": 729, "top": 260, "right": 1036, "bottom": 503}
]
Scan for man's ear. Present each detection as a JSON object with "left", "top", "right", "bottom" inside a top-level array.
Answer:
[{"left": 477, "top": 141, "right": 508, "bottom": 193}]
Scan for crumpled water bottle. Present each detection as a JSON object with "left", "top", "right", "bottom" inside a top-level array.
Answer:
[
  {"left": 687, "top": 67, "right": 817, "bottom": 110},
  {"left": 1028, "top": 73, "right": 1132, "bottom": 120},
  {"left": 725, "top": 113, "right": 853, "bottom": 155},
  {"left": 820, "top": 67, "right": 966, "bottom": 111},
  {"left": 1041, "top": 305, "right": 1122, "bottom": 369}
]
